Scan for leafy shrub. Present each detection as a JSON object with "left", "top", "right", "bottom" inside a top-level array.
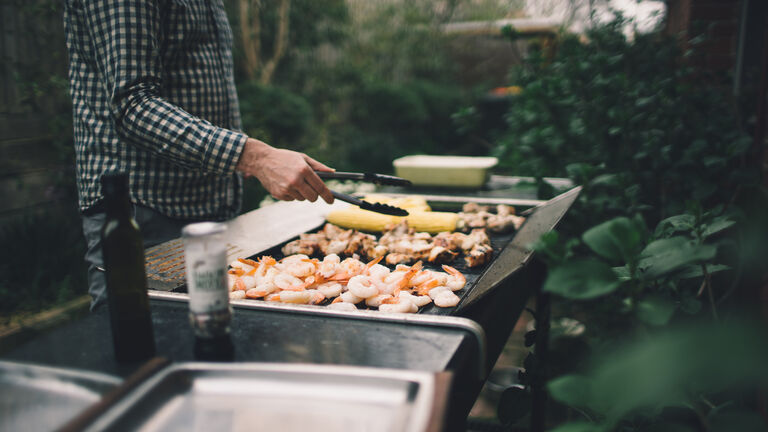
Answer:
[
  {"left": 494, "top": 17, "right": 755, "bottom": 225},
  {"left": 535, "top": 206, "right": 737, "bottom": 337},
  {"left": 237, "top": 81, "right": 313, "bottom": 148},
  {"left": 490, "top": 16, "right": 767, "bottom": 431},
  {"left": 342, "top": 79, "right": 468, "bottom": 170}
]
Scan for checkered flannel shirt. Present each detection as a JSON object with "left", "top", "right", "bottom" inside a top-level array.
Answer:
[{"left": 64, "top": 0, "right": 248, "bottom": 220}]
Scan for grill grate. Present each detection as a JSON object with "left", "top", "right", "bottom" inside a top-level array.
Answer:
[
  {"left": 144, "top": 239, "right": 249, "bottom": 291},
  {"left": 166, "top": 223, "right": 517, "bottom": 316},
  {"left": 146, "top": 187, "right": 582, "bottom": 315}
]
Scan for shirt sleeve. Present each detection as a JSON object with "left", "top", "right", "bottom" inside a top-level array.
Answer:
[{"left": 83, "top": 0, "right": 246, "bottom": 175}]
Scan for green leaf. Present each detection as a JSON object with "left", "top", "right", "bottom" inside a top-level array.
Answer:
[
  {"left": 701, "top": 217, "right": 735, "bottom": 238},
  {"left": 636, "top": 295, "right": 676, "bottom": 326},
  {"left": 676, "top": 264, "right": 730, "bottom": 279},
  {"left": 589, "top": 173, "right": 620, "bottom": 187},
  {"left": 544, "top": 259, "right": 621, "bottom": 299},
  {"left": 613, "top": 266, "right": 631, "bottom": 281},
  {"left": 728, "top": 135, "right": 752, "bottom": 155},
  {"left": 655, "top": 214, "right": 695, "bottom": 237},
  {"left": 547, "top": 374, "right": 592, "bottom": 407},
  {"left": 582, "top": 217, "right": 644, "bottom": 263},
  {"left": 637, "top": 237, "right": 717, "bottom": 280}
]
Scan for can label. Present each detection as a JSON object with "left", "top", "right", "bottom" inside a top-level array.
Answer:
[
  {"left": 186, "top": 250, "right": 228, "bottom": 314},
  {"left": 182, "top": 221, "right": 231, "bottom": 338}
]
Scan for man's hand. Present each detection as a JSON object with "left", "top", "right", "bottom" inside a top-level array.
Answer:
[{"left": 236, "top": 138, "right": 335, "bottom": 204}]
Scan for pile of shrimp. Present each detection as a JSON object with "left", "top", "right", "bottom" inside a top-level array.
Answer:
[{"left": 226, "top": 253, "right": 466, "bottom": 313}]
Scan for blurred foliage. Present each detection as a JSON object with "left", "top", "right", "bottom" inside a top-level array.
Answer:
[
  {"left": 492, "top": 16, "right": 756, "bottom": 224},
  {"left": 489, "top": 14, "right": 768, "bottom": 432},
  {"left": 224, "top": 0, "right": 350, "bottom": 82},
  {"left": 0, "top": 1, "right": 85, "bottom": 320},
  {"left": 448, "top": 0, "right": 525, "bottom": 21},
  {"left": 342, "top": 1, "right": 458, "bottom": 83},
  {"left": 547, "top": 321, "right": 768, "bottom": 432},
  {"left": 235, "top": 0, "right": 476, "bottom": 176},
  {"left": 237, "top": 82, "right": 313, "bottom": 147},
  {"left": 0, "top": 208, "right": 88, "bottom": 320},
  {"left": 7, "top": 0, "right": 73, "bottom": 163}
]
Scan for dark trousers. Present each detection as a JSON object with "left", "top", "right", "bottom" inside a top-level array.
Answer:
[{"left": 81, "top": 204, "right": 191, "bottom": 310}]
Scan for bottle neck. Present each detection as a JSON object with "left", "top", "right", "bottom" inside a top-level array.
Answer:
[{"left": 104, "top": 192, "right": 132, "bottom": 220}]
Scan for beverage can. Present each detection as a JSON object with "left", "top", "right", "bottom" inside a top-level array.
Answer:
[{"left": 182, "top": 221, "right": 231, "bottom": 338}]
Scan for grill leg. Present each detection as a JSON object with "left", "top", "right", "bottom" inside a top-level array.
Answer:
[{"left": 529, "top": 290, "right": 550, "bottom": 432}]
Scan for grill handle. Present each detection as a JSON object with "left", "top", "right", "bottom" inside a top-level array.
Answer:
[{"left": 315, "top": 171, "right": 412, "bottom": 187}]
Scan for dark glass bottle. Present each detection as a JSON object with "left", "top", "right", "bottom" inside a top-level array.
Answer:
[{"left": 100, "top": 172, "right": 156, "bottom": 363}]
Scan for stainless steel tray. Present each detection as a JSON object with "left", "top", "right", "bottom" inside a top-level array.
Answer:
[
  {"left": 84, "top": 362, "right": 447, "bottom": 432},
  {"left": 0, "top": 360, "right": 121, "bottom": 432}
]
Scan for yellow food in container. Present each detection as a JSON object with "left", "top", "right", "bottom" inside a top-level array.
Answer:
[{"left": 393, "top": 155, "right": 498, "bottom": 188}]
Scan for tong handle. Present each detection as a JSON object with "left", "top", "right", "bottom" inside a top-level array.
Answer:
[
  {"left": 330, "top": 190, "right": 364, "bottom": 207},
  {"left": 315, "top": 171, "right": 412, "bottom": 187},
  {"left": 315, "top": 171, "right": 362, "bottom": 181}
]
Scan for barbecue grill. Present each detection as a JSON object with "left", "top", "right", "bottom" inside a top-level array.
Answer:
[
  {"left": 145, "top": 185, "right": 579, "bottom": 317},
  {"left": 142, "top": 182, "right": 582, "bottom": 428}
]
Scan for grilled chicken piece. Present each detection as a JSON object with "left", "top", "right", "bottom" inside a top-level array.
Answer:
[
  {"left": 465, "top": 243, "right": 493, "bottom": 267},
  {"left": 428, "top": 246, "right": 458, "bottom": 263}
]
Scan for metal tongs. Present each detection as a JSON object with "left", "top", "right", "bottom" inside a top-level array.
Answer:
[{"left": 315, "top": 171, "right": 412, "bottom": 216}]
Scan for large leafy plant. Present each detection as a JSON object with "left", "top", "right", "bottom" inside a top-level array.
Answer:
[
  {"left": 536, "top": 207, "right": 736, "bottom": 337},
  {"left": 531, "top": 208, "right": 767, "bottom": 431}
]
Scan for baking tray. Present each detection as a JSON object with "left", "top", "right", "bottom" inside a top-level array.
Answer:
[
  {"left": 83, "top": 362, "right": 448, "bottom": 432},
  {"left": 0, "top": 360, "right": 121, "bottom": 432}
]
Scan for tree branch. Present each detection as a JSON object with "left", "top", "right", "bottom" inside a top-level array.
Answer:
[
  {"left": 238, "top": 0, "right": 261, "bottom": 80},
  {"left": 260, "top": 0, "right": 290, "bottom": 84}
]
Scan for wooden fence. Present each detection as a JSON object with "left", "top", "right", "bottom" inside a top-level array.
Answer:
[{"left": 0, "top": 1, "right": 74, "bottom": 224}]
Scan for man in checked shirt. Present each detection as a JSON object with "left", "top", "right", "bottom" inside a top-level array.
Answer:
[{"left": 63, "top": 1, "right": 334, "bottom": 309}]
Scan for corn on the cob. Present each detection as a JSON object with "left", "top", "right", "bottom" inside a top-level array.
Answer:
[
  {"left": 326, "top": 207, "right": 459, "bottom": 233},
  {"left": 362, "top": 195, "right": 432, "bottom": 212}
]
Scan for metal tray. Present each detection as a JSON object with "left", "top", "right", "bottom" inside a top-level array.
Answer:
[
  {"left": 84, "top": 363, "right": 446, "bottom": 432},
  {"left": 0, "top": 360, "right": 121, "bottom": 432}
]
